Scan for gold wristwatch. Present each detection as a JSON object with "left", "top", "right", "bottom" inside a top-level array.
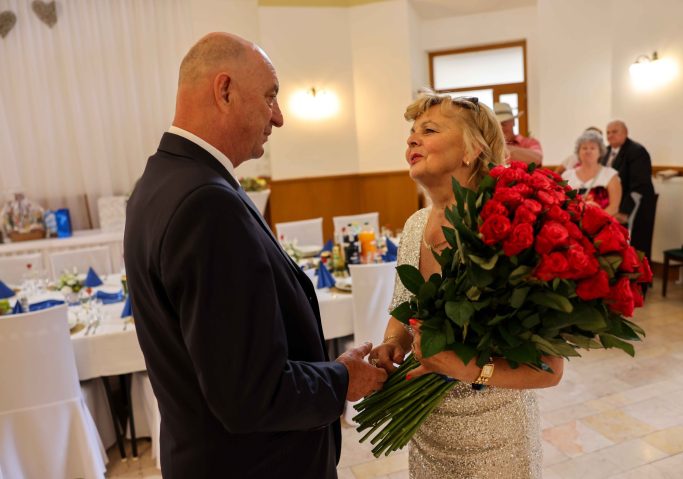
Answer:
[{"left": 472, "top": 360, "right": 494, "bottom": 389}]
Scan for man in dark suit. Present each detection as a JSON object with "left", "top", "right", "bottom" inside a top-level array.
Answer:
[
  {"left": 124, "top": 32, "right": 386, "bottom": 478},
  {"left": 603, "top": 120, "right": 656, "bottom": 260}
]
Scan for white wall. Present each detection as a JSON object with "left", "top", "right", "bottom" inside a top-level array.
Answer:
[
  {"left": 419, "top": 6, "right": 540, "bottom": 141},
  {"left": 349, "top": 0, "right": 415, "bottom": 174},
  {"left": 610, "top": 0, "right": 683, "bottom": 166},
  {"left": 259, "top": 6, "right": 360, "bottom": 180}
]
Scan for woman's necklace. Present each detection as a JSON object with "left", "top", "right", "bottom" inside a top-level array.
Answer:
[
  {"left": 579, "top": 165, "right": 602, "bottom": 199},
  {"left": 422, "top": 234, "right": 448, "bottom": 251}
]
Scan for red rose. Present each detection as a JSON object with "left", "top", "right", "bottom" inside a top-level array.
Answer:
[
  {"left": 581, "top": 204, "right": 612, "bottom": 235},
  {"left": 580, "top": 236, "right": 597, "bottom": 255},
  {"left": 508, "top": 161, "right": 529, "bottom": 171},
  {"left": 546, "top": 205, "right": 571, "bottom": 223},
  {"left": 498, "top": 167, "right": 527, "bottom": 187},
  {"left": 551, "top": 189, "right": 568, "bottom": 204},
  {"left": 594, "top": 222, "right": 629, "bottom": 254},
  {"left": 619, "top": 246, "right": 641, "bottom": 273},
  {"left": 535, "top": 221, "right": 569, "bottom": 254},
  {"left": 536, "top": 167, "right": 562, "bottom": 182},
  {"left": 481, "top": 200, "right": 509, "bottom": 221},
  {"left": 493, "top": 187, "right": 524, "bottom": 208},
  {"left": 631, "top": 282, "right": 644, "bottom": 308},
  {"left": 490, "top": 165, "right": 507, "bottom": 178},
  {"left": 637, "top": 256, "right": 653, "bottom": 283},
  {"left": 565, "top": 221, "right": 583, "bottom": 240},
  {"left": 566, "top": 200, "right": 585, "bottom": 221},
  {"left": 528, "top": 171, "right": 554, "bottom": 191},
  {"left": 576, "top": 270, "right": 611, "bottom": 300},
  {"left": 480, "top": 214, "right": 512, "bottom": 245},
  {"left": 503, "top": 223, "right": 534, "bottom": 256},
  {"left": 606, "top": 277, "right": 635, "bottom": 317},
  {"left": 536, "top": 190, "right": 559, "bottom": 206},
  {"left": 535, "top": 252, "right": 570, "bottom": 281},
  {"left": 513, "top": 206, "right": 537, "bottom": 225},
  {"left": 522, "top": 199, "right": 542, "bottom": 214},
  {"left": 511, "top": 182, "right": 534, "bottom": 198},
  {"left": 566, "top": 243, "right": 599, "bottom": 279}
]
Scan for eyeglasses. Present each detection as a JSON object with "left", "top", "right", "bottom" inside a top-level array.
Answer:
[{"left": 451, "top": 96, "right": 480, "bottom": 112}]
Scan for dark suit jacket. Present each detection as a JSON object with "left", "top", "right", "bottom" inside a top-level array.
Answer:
[
  {"left": 124, "top": 133, "right": 348, "bottom": 478},
  {"left": 602, "top": 138, "right": 656, "bottom": 258}
]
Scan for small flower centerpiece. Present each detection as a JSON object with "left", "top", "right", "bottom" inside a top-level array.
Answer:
[
  {"left": 239, "top": 176, "right": 269, "bottom": 192},
  {"left": 354, "top": 162, "right": 648, "bottom": 457},
  {"left": 57, "top": 271, "right": 83, "bottom": 303}
]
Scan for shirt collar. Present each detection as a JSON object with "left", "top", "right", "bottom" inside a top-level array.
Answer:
[{"left": 168, "top": 125, "right": 238, "bottom": 184}]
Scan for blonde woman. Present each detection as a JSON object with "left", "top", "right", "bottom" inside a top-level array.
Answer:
[{"left": 368, "top": 91, "right": 564, "bottom": 478}]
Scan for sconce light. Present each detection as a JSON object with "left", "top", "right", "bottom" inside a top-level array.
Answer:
[
  {"left": 289, "top": 87, "right": 339, "bottom": 120},
  {"left": 629, "top": 51, "right": 678, "bottom": 91}
]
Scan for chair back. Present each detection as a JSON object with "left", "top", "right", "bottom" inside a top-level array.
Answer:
[
  {"left": 97, "top": 195, "right": 127, "bottom": 231},
  {"left": 49, "top": 246, "right": 112, "bottom": 280},
  {"left": 333, "top": 212, "right": 380, "bottom": 237},
  {"left": 275, "top": 217, "right": 324, "bottom": 247},
  {"left": 349, "top": 262, "right": 397, "bottom": 347},
  {"left": 0, "top": 253, "right": 44, "bottom": 286},
  {"left": 0, "top": 305, "right": 80, "bottom": 412}
]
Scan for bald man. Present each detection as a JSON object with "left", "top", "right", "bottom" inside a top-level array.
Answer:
[
  {"left": 124, "top": 33, "right": 386, "bottom": 478},
  {"left": 603, "top": 121, "right": 656, "bottom": 260}
]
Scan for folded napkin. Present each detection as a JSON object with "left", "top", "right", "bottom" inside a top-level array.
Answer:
[
  {"left": 316, "top": 262, "right": 336, "bottom": 289},
  {"left": 320, "top": 239, "right": 334, "bottom": 254},
  {"left": 120, "top": 295, "right": 133, "bottom": 318},
  {"left": 0, "top": 280, "right": 15, "bottom": 299},
  {"left": 94, "top": 290, "right": 125, "bottom": 304},
  {"left": 29, "top": 299, "right": 65, "bottom": 312},
  {"left": 11, "top": 300, "right": 23, "bottom": 314},
  {"left": 382, "top": 236, "right": 398, "bottom": 262},
  {"left": 83, "top": 267, "right": 103, "bottom": 287}
]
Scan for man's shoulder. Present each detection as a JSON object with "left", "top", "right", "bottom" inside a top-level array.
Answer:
[{"left": 514, "top": 134, "right": 542, "bottom": 151}]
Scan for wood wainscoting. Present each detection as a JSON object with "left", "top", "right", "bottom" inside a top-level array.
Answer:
[{"left": 267, "top": 171, "right": 420, "bottom": 241}]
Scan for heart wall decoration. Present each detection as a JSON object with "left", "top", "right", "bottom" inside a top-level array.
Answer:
[
  {"left": 0, "top": 10, "right": 17, "bottom": 38},
  {"left": 32, "top": 0, "right": 57, "bottom": 28}
]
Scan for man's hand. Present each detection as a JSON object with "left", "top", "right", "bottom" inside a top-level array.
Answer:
[{"left": 336, "top": 342, "right": 388, "bottom": 401}]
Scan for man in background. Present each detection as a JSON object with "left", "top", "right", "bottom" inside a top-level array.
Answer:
[
  {"left": 603, "top": 120, "right": 656, "bottom": 260},
  {"left": 494, "top": 102, "right": 543, "bottom": 165},
  {"left": 124, "top": 32, "right": 386, "bottom": 478}
]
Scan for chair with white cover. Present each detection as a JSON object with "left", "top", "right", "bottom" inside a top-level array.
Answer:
[
  {"left": 0, "top": 305, "right": 106, "bottom": 478},
  {"left": 275, "top": 217, "right": 324, "bottom": 248},
  {"left": 0, "top": 252, "right": 44, "bottom": 286},
  {"left": 333, "top": 212, "right": 380, "bottom": 237},
  {"left": 344, "top": 262, "right": 397, "bottom": 425},
  {"left": 49, "top": 245, "right": 112, "bottom": 280}
]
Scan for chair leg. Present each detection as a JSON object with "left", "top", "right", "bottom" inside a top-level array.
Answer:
[
  {"left": 102, "top": 376, "right": 127, "bottom": 461},
  {"left": 121, "top": 373, "right": 139, "bottom": 459},
  {"left": 662, "top": 255, "right": 670, "bottom": 298}
]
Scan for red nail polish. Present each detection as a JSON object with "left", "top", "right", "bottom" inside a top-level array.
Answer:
[
  {"left": 409, "top": 319, "right": 418, "bottom": 326},
  {"left": 406, "top": 375, "right": 412, "bottom": 381}
]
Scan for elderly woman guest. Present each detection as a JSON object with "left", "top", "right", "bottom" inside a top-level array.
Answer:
[
  {"left": 368, "top": 91, "right": 564, "bottom": 479},
  {"left": 562, "top": 130, "right": 622, "bottom": 216}
]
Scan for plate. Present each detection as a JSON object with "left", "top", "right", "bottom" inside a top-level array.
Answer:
[
  {"left": 298, "top": 245, "right": 322, "bottom": 258},
  {"left": 335, "top": 277, "right": 352, "bottom": 292}
]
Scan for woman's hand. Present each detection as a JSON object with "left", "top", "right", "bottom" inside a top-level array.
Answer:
[{"left": 369, "top": 339, "right": 408, "bottom": 374}]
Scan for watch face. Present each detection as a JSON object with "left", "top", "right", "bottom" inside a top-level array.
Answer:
[{"left": 482, "top": 364, "right": 494, "bottom": 377}]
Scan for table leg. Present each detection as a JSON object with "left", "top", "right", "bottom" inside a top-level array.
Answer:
[
  {"left": 102, "top": 376, "right": 127, "bottom": 461},
  {"left": 663, "top": 255, "right": 670, "bottom": 298},
  {"left": 121, "top": 373, "right": 138, "bottom": 459}
]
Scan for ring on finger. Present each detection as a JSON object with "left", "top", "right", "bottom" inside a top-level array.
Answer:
[{"left": 370, "top": 357, "right": 379, "bottom": 367}]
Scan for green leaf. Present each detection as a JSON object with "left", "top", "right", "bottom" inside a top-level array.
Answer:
[
  {"left": 421, "top": 328, "right": 447, "bottom": 358},
  {"left": 418, "top": 281, "right": 437, "bottom": 305},
  {"left": 521, "top": 313, "right": 540, "bottom": 329},
  {"left": 622, "top": 318, "right": 646, "bottom": 337},
  {"left": 429, "top": 273, "right": 442, "bottom": 286},
  {"left": 531, "top": 335, "right": 581, "bottom": 357},
  {"left": 472, "top": 297, "right": 492, "bottom": 311},
  {"left": 466, "top": 188, "right": 478, "bottom": 228},
  {"left": 452, "top": 177, "right": 466, "bottom": 217},
  {"left": 445, "top": 320, "right": 455, "bottom": 344},
  {"left": 552, "top": 278, "right": 561, "bottom": 290},
  {"left": 445, "top": 301, "right": 475, "bottom": 327},
  {"left": 561, "top": 333, "right": 602, "bottom": 349},
  {"left": 503, "top": 342, "right": 538, "bottom": 364},
  {"left": 599, "top": 334, "right": 635, "bottom": 357},
  {"left": 466, "top": 287, "right": 481, "bottom": 301},
  {"left": 509, "top": 265, "right": 532, "bottom": 285},
  {"left": 487, "top": 314, "right": 509, "bottom": 326},
  {"left": 442, "top": 226, "right": 457, "bottom": 248},
  {"left": 478, "top": 174, "right": 496, "bottom": 191},
  {"left": 396, "top": 264, "right": 425, "bottom": 295},
  {"left": 469, "top": 254, "right": 499, "bottom": 270},
  {"left": 510, "top": 287, "right": 531, "bottom": 309},
  {"left": 451, "top": 342, "right": 477, "bottom": 364},
  {"left": 468, "top": 264, "right": 495, "bottom": 288},
  {"left": 528, "top": 163, "right": 537, "bottom": 173},
  {"left": 528, "top": 292, "right": 573, "bottom": 313},
  {"left": 390, "top": 302, "right": 414, "bottom": 324}
]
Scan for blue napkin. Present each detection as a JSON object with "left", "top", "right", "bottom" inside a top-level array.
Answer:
[
  {"left": 94, "top": 290, "right": 125, "bottom": 304},
  {"left": 120, "top": 295, "right": 133, "bottom": 318},
  {"left": 29, "top": 299, "right": 65, "bottom": 311},
  {"left": 321, "top": 239, "right": 334, "bottom": 253},
  {"left": 83, "top": 267, "right": 103, "bottom": 287},
  {"left": 0, "top": 280, "right": 15, "bottom": 299},
  {"left": 11, "top": 300, "right": 23, "bottom": 314},
  {"left": 382, "top": 236, "right": 398, "bottom": 262},
  {"left": 316, "top": 262, "right": 336, "bottom": 289}
]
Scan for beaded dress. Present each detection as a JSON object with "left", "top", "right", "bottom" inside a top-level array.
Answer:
[{"left": 390, "top": 208, "right": 542, "bottom": 479}]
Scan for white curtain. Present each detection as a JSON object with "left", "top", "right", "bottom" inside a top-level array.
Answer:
[{"left": 0, "top": 0, "right": 191, "bottom": 229}]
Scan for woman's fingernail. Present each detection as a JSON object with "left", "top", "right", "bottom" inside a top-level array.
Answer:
[
  {"left": 406, "top": 375, "right": 412, "bottom": 381},
  {"left": 409, "top": 319, "right": 418, "bottom": 326}
]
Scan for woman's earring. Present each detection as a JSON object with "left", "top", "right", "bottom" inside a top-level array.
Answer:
[{"left": 464, "top": 159, "right": 471, "bottom": 167}]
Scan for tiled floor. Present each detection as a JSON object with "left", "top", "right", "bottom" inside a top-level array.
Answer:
[{"left": 107, "top": 278, "right": 683, "bottom": 478}]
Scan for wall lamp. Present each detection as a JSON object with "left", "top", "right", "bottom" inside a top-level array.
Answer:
[
  {"left": 289, "top": 87, "right": 339, "bottom": 120},
  {"left": 629, "top": 51, "right": 678, "bottom": 91}
]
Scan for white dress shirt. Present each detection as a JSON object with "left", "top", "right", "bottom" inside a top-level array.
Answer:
[
  {"left": 607, "top": 147, "right": 620, "bottom": 167},
  {"left": 167, "top": 125, "right": 238, "bottom": 185}
]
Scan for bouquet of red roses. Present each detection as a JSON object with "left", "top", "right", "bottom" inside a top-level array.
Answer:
[{"left": 353, "top": 161, "right": 648, "bottom": 457}]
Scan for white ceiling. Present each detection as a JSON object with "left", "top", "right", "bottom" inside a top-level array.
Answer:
[{"left": 409, "top": 0, "right": 537, "bottom": 20}]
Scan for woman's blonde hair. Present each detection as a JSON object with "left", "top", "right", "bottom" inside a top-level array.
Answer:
[{"left": 404, "top": 89, "right": 506, "bottom": 184}]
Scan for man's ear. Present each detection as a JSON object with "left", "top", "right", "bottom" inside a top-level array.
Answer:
[{"left": 214, "top": 73, "right": 231, "bottom": 108}]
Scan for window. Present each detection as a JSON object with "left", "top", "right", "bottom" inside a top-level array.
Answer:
[{"left": 430, "top": 40, "right": 528, "bottom": 136}]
